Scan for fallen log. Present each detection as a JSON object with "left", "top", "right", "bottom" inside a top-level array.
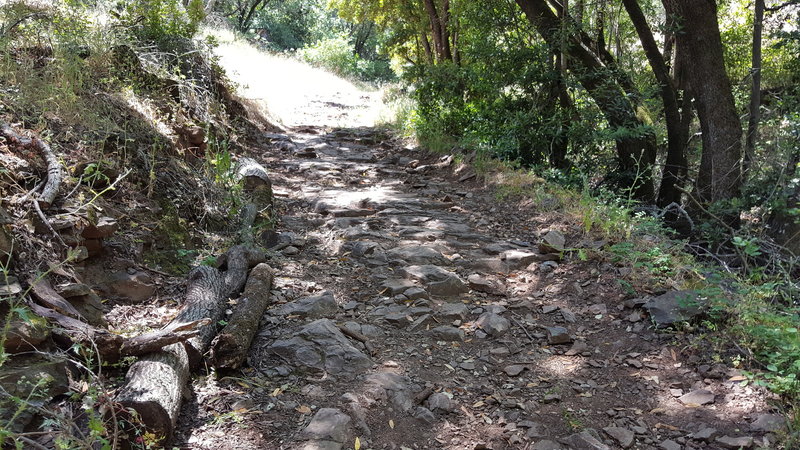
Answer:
[
  {"left": 209, "top": 262, "right": 273, "bottom": 369},
  {"left": 115, "top": 157, "right": 272, "bottom": 442},
  {"left": 116, "top": 246, "right": 264, "bottom": 442},
  {"left": 1, "top": 122, "right": 63, "bottom": 208},
  {"left": 30, "top": 278, "right": 84, "bottom": 320}
]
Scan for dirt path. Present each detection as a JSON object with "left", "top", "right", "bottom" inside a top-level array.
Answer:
[
  {"left": 166, "top": 46, "right": 781, "bottom": 449},
  {"left": 167, "top": 120, "right": 780, "bottom": 450}
]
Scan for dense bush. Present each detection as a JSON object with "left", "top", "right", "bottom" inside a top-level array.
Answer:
[{"left": 297, "top": 34, "right": 394, "bottom": 82}]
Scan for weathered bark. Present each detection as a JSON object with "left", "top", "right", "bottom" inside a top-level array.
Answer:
[
  {"left": 517, "top": 0, "right": 657, "bottom": 200},
  {"left": 621, "top": 0, "right": 687, "bottom": 206},
  {"left": 116, "top": 246, "right": 264, "bottom": 442},
  {"left": 662, "top": 0, "right": 742, "bottom": 209},
  {"left": 209, "top": 263, "right": 273, "bottom": 369},
  {"left": 744, "top": 0, "right": 765, "bottom": 177},
  {"left": 1, "top": 122, "right": 63, "bottom": 208},
  {"left": 422, "top": 0, "right": 452, "bottom": 63},
  {"left": 117, "top": 343, "right": 189, "bottom": 440},
  {"left": 26, "top": 299, "right": 207, "bottom": 361},
  {"left": 121, "top": 319, "right": 211, "bottom": 357},
  {"left": 115, "top": 154, "right": 271, "bottom": 442}
]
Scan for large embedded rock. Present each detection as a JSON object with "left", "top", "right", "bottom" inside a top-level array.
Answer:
[
  {"left": 644, "top": 290, "right": 706, "bottom": 327},
  {"left": 301, "top": 408, "right": 352, "bottom": 447},
  {"left": 104, "top": 271, "right": 156, "bottom": 303},
  {"left": 267, "top": 319, "right": 372, "bottom": 375},
  {"left": 401, "top": 265, "right": 468, "bottom": 297},
  {"left": 271, "top": 291, "right": 338, "bottom": 319},
  {"left": 362, "top": 372, "right": 417, "bottom": 411},
  {"left": 386, "top": 245, "right": 447, "bottom": 265}
]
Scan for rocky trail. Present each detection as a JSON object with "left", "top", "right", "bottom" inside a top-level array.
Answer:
[{"left": 161, "top": 120, "right": 781, "bottom": 449}]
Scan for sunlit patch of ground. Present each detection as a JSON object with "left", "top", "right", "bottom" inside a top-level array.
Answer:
[{"left": 203, "top": 27, "right": 384, "bottom": 128}]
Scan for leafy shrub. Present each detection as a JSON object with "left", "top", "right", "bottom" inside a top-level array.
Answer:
[
  {"left": 297, "top": 34, "right": 394, "bottom": 82},
  {"left": 123, "top": 0, "right": 204, "bottom": 42}
]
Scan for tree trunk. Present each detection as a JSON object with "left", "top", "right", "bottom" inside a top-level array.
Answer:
[
  {"left": 440, "top": 0, "right": 453, "bottom": 61},
  {"left": 209, "top": 263, "right": 273, "bottom": 369},
  {"left": 744, "top": 0, "right": 764, "bottom": 177},
  {"left": 663, "top": 0, "right": 742, "bottom": 210},
  {"left": 422, "top": 0, "right": 446, "bottom": 63},
  {"left": 517, "top": 0, "right": 657, "bottom": 201},
  {"left": 595, "top": 0, "right": 606, "bottom": 54},
  {"left": 421, "top": 31, "right": 434, "bottom": 64},
  {"left": 621, "top": 0, "right": 687, "bottom": 206}
]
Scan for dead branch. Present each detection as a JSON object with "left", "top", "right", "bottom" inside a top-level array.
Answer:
[{"left": 0, "top": 122, "right": 63, "bottom": 208}]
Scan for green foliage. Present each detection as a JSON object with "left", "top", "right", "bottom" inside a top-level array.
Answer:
[
  {"left": 296, "top": 34, "right": 394, "bottom": 82},
  {"left": 122, "top": 0, "right": 204, "bottom": 42},
  {"left": 738, "top": 302, "right": 800, "bottom": 398}
]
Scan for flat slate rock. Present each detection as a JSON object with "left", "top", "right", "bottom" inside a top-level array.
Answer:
[
  {"left": 644, "top": 290, "right": 706, "bottom": 327},
  {"left": 271, "top": 292, "right": 338, "bottom": 318},
  {"left": 267, "top": 319, "right": 373, "bottom": 375},
  {"left": 386, "top": 245, "right": 447, "bottom": 265},
  {"left": 678, "top": 388, "right": 715, "bottom": 405},
  {"left": 603, "top": 426, "right": 634, "bottom": 449},
  {"left": 564, "top": 429, "right": 610, "bottom": 450},
  {"left": 750, "top": 413, "right": 786, "bottom": 432}
]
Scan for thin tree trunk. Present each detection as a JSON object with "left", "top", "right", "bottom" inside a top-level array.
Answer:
[
  {"left": 744, "top": 0, "right": 764, "bottom": 178},
  {"left": 422, "top": 0, "right": 446, "bottom": 63},
  {"left": 621, "top": 0, "right": 686, "bottom": 206},
  {"left": 596, "top": 0, "right": 606, "bottom": 54},
  {"left": 440, "top": 0, "right": 453, "bottom": 61},
  {"left": 421, "top": 31, "right": 434, "bottom": 64}
]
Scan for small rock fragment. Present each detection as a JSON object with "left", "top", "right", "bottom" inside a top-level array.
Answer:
[
  {"left": 475, "top": 312, "right": 510, "bottom": 337},
  {"left": 689, "top": 427, "right": 717, "bottom": 442},
  {"left": 504, "top": 365, "right": 526, "bottom": 376},
  {"left": 564, "top": 429, "right": 609, "bottom": 450},
  {"left": 715, "top": 435, "right": 754, "bottom": 449},
  {"left": 429, "top": 326, "right": 464, "bottom": 341},
  {"left": 603, "top": 426, "right": 634, "bottom": 449},
  {"left": 546, "top": 326, "right": 572, "bottom": 344},
  {"left": 678, "top": 389, "right": 715, "bottom": 406},
  {"left": 659, "top": 439, "right": 681, "bottom": 450},
  {"left": 538, "top": 230, "right": 566, "bottom": 254}
]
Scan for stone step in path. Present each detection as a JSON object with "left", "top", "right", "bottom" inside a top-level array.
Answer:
[{"left": 176, "top": 126, "right": 780, "bottom": 450}]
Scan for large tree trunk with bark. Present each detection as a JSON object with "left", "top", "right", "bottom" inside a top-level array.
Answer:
[
  {"left": 516, "top": 0, "right": 657, "bottom": 201},
  {"left": 663, "top": 0, "right": 742, "bottom": 211}
]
